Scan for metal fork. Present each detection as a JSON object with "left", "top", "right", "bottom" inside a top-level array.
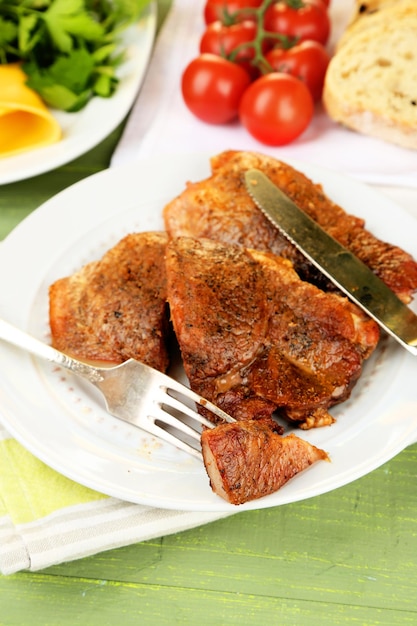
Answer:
[{"left": 0, "top": 318, "right": 236, "bottom": 459}]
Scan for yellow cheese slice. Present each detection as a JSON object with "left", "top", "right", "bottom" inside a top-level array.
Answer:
[{"left": 0, "top": 63, "right": 62, "bottom": 158}]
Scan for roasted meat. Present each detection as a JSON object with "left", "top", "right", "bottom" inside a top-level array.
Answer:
[
  {"left": 165, "top": 236, "right": 380, "bottom": 429},
  {"left": 164, "top": 150, "right": 417, "bottom": 303},
  {"left": 49, "top": 232, "right": 170, "bottom": 371},
  {"left": 201, "top": 422, "right": 329, "bottom": 505}
]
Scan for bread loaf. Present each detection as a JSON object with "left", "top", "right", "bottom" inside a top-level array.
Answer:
[
  {"left": 323, "top": 10, "right": 417, "bottom": 150},
  {"left": 346, "top": 0, "right": 402, "bottom": 25},
  {"left": 337, "top": 0, "right": 417, "bottom": 49}
]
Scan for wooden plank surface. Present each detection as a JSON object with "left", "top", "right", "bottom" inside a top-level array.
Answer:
[
  {"left": 1, "top": 1, "right": 417, "bottom": 624},
  {"left": 2, "top": 570, "right": 417, "bottom": 626},
  {"left": 47, "top": 447, "right": 417, "bottom": 611},
  {"left": 1, "top": 446, "right": 416, "bottom": 624}
]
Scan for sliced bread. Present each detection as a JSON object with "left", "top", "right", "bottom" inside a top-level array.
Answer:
[
  {"left": 347, "top": 0, "right": 404, "bottom": 25},
  {"left": 338, "top": 0, "right": 417, "bottom": 49},
  {"left": 323, "top": 16, "right": 417, "bottom": 149}
]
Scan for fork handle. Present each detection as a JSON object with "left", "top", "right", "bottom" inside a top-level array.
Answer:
[{"left": 0, "top": 318, "right": 103, "bottom": 383}]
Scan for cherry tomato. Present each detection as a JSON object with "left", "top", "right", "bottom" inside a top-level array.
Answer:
[
  {"left": 200, "top": 20, "right": 257, "bottom": 63},
  {"left": 265, "top": 40, "right": 330, "bottom": 101},
  {"left": 182, "top": 54, "right": 251, "bottom": 124},
  {"left": 305, "top": 0, "right": 329, "bottom": 10},
  {"left": 204, "top": 0, "right": 263, "bottom": 25},
  {"left": 264, "top": 1, "right": 331, "bottom": 46},
  {"left": 200, "top": 20, "right": 262, "bottom": 78},
  {"left": 239, "top": 73, "right": 314, "bottom": 145}
]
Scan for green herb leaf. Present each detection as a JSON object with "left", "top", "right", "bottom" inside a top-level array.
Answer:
[
  {"left": 39, "top": 83, "right": 91, "bottom": 111},
  {"left": 0, "top": 17, "right": 18, "bottom": 61},
  {"left": 43, "top": 0, "right": 104, "bottom": 53},
  {"left": 24, "top": 47, "right": 95, "bottom": 109},
  {"left": 0, "top": 0, "right": 152, "bottom": 110},
  {"left": 93, "top": 71, "right": 117, "bottom": 97},
  {"left": 91, "top": 42, "right": 117, "bottom": 64},
  {"left": 18, "top": 14, "right": 41, "bottom": 54}
]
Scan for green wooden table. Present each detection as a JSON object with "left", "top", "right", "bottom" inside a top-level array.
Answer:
[{"left": 1, "top": 2, "right": 417, "bottom": 624}]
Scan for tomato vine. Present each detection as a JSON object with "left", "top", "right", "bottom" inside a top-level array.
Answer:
[
  {"left": 182, "top": 0, "right": 331, "bottom": 145},
  {"left": 207, "top": 0, "right": 329, "bottom": 75}
]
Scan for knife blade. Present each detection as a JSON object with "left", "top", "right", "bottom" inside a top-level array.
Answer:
[{"left": 244, "top": 168, "right": 417, "bottom": 357}]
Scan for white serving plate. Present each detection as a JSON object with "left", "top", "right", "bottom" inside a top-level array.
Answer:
[
  {"left": 0, "top": 152, "right": 416, "bottom": 512},
  {"left": 0, "top": 3, "right": 156, "bottom": 185}
]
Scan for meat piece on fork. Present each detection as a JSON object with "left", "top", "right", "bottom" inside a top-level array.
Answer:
[
  {"left": 165, "top": 236, "right": 380, "bottom": 430},
  {"left": 202, "top": 421, "right": 329, "bottom": 505},
  {"left": 164, "top": 150, "right": 417, "bottom": 303},
  {"left": 49, "top": 232, "right": 171, "bottom": 371}
]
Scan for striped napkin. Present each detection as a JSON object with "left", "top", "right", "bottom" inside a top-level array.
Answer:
[{"left": 0, "top": 423, "right": 228, "bottom": 574}]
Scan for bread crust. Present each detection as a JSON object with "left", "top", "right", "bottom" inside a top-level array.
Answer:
[
  {"left": 324, "top": 91, "right": 417, "bottom": 150},
  {"left": 347, "top": 0, "right": 409, "bottom": 25},
  {"left": 338, "top": 0, "right": 417, "bottom": 49},
  {"left": 323, "top": 14, "right": 417, "bottom": 150}
]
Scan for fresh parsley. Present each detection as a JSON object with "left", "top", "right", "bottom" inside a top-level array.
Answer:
[{"left": 0, "top": 0, "right": 152, "bottom": 111}]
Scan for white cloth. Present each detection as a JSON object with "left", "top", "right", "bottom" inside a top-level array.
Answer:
[
  {"left": 0, "top": 423, "right": 228, "bottom": 575},
  {"left": 112, "top": 0, "right": 417, "bottom": 187}
]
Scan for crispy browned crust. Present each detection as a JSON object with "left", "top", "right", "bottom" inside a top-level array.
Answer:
[
  {"left": 49, "top": 232, "right": 170, "bottom": 371},
  {"left": 165, "top": 236, "right": 380, "bottom": 429},
  {"left": 201, "top": 422, "right": 329, "bottom": 505},
  {"left": 164, "top": 150, "right": 417, "bottom": 303},
  {"left": 339, "top": 0, "right": 417, "bottom": 47}
]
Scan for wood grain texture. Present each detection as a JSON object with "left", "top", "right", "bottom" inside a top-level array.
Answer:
[
  {"left": 1, "top": 446, "right": 414, "bottom": 624},
  {"left": 2, "top": 570, "right": 417, "bottom": 626},
  {"left": 44, "top": 446, "right": 417, "bottom": 611}
]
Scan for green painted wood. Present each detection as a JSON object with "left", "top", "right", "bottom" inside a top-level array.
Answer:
[
  {"left": 42, "top": 445, "right": 417, "bottom": 616},
  {"left": 2, "top": 571, "right": 417, "bottom": 626}
]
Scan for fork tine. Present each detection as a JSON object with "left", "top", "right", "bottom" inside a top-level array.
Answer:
[
  {"left": 0, "top": 320, "right": 234, "bottom": 461},
  {"left": 158, "top": 375, "right": 236, "bottom": 425},
  {"left": 144, "top": 412, "right": 203, "bottom": 460},
  {"left": 143, "top": 365, "right": 236, "bottom": 458},
  {"left": 153, "top": 403, "right": 205, "bottom": 442},
  {"left": 159, "top": 391, "right": 215, "bottom": 430}
]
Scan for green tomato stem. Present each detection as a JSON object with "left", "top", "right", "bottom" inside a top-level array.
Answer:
[{"left": 226, "top": 0, "right": 297, "bottom": 74}]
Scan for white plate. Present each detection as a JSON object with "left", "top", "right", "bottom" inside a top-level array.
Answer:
[
  {"left": 0, "top": 4, "right": 156, "bottom": 186},
  {"left": 1, "top": 153, "right": 417, "bottom": 512}
]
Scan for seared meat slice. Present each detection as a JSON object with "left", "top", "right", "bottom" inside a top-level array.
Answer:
[
  {"left": 164, "top": 150, "right": 417, "bottom": 303},
  {"left": 165, "top": 237, "right": 380, "bottom": 429},
  {"left": 49, "top": 232, "right": 170, "bottom": 371},
  {"left": 201, "top": 422, "right": 329, "bottom": 505}
]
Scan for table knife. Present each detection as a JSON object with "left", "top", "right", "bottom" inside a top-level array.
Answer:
[{"left": 244, "top": 168, "right": 417, "bottom": 357}]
